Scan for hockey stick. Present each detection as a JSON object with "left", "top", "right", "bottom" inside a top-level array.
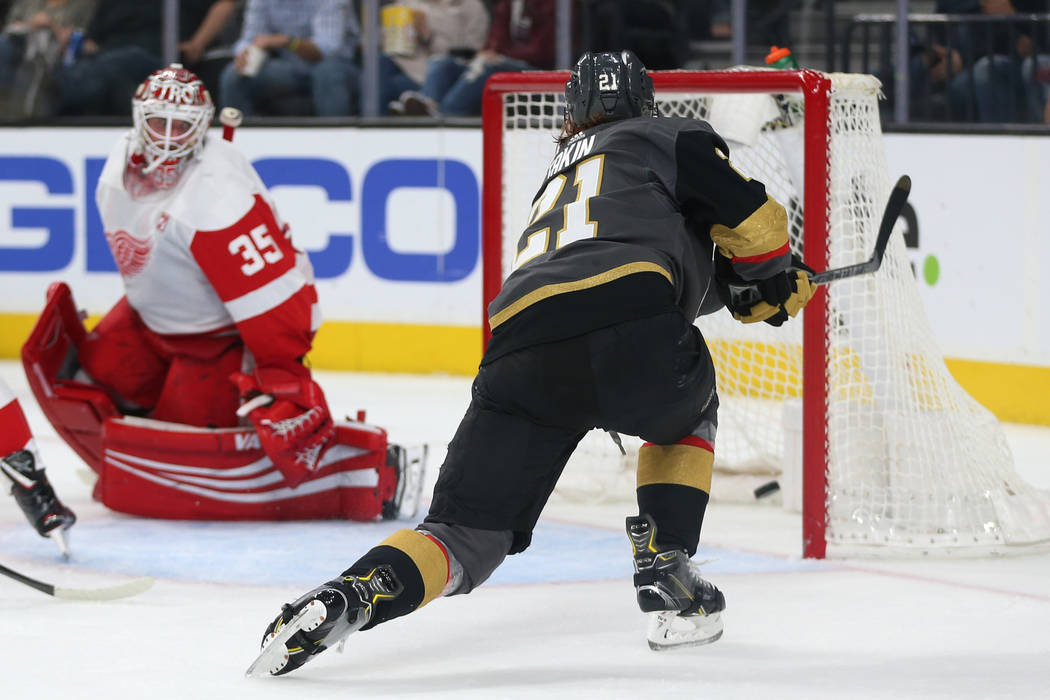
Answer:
[
  {"left": 726, "top": 175, "right": 911, "bottom": 307},
  {"left": 0, "top": 562, "right": 154, "bottom": 601},
  {"left": 809, "top": 174, "right": 912, "bottom": 285},
  {"left": 220, "top": 107, "right": 243, "bottom": 142}
]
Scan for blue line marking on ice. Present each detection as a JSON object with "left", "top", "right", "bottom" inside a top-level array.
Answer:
[{"left": 0, "top": 517, "right": 826, "bottom": 587}]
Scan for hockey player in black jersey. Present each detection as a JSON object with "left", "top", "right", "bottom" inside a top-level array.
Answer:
[{"left": 248, "top": 50, "right": 817, "bottom": 675}]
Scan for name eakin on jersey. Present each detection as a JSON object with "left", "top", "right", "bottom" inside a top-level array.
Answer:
[{"left": 545, "top": 134, "right": 596, "bottom": 180}]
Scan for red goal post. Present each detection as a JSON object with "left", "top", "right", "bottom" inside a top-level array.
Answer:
[{"left": 480, "top": 69, "right": 1050, "bottom": 559}]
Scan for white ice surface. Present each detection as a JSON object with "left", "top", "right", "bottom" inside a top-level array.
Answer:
[{"left": 2, "top": 360, "right": 1050, "bottom": 699}]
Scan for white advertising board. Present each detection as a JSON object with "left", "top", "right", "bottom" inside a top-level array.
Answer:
[
  {"left": 885, "top": 133, "right": 1050, "bottom": 366},
  {"left": 0, "top": 126, "right": 483, "bottom": 326}
]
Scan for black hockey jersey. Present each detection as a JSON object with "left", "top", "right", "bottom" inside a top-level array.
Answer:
[{"left": 485, "top": 115, "right": 791, "bottom": 362}]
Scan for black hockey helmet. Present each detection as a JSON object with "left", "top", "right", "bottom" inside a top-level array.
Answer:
[{"left": 564, "top": 50, "right": 657, "bottom": 127}]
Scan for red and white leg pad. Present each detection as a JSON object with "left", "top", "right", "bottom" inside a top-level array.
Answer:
[
  {"left": 21, "top": 282, "right": 118, "bottom": 472},
  {"left": 98, "top": 417, "right": 398, "bottom": 521}
]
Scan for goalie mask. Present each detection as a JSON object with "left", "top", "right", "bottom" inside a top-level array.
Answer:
[
  {"left": 131, "top": 64, "right": 214, "bottom": 180},
  {"left": 565, "top": 50, "right": 657, "bottom": 128}
]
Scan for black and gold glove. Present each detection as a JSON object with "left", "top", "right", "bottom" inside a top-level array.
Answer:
[{"left": 716, "top": 254, "right": 817, "bottom": 327}]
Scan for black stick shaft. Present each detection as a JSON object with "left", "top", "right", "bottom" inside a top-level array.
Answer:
[{"left": 0, "top": 562, "right": 56, "bottom": 596}]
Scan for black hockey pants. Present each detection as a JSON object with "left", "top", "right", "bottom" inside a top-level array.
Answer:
[{"left": 425, "top": 309, "right": 718, "bottom": 555}]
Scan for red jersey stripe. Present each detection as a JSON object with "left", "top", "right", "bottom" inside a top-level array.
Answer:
[{"left": 732, "top": 241, "right": 790, "bottom": 265}]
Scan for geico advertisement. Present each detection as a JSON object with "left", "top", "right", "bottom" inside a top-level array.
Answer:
[
  {"left": 884, "top": 133, "right": 1050, "bottom": 366},
  {"left": 0, "top": 127, "right": 481, "bottom": 325}
]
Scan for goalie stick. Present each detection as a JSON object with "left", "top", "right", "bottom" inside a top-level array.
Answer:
[
  {"left": 0, "top": 562, "right": 154, "bottom": 601},
  {"left": 727, "top": 174, "right": 912, "bottom": 305},
  {"left": 220, "top": 107, "right": 243, "bottom": 142}
]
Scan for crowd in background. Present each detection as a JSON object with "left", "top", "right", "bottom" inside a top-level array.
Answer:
[
  {"left": 872, "top": 0, "right": 1050, "bottom": 123},
  {"left": 0, "top": 0, "right": 1048, "bottom": 124},
  {"left": 0, "top": 0, "right": 746, "bottom": 120}
]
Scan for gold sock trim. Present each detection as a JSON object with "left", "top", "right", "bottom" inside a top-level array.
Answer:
[
  {"left": 380, "top": 529, "right": 448, "bottom": 607},
  {"left": 637, "top": 443, "right": 714, "bottom": 493}
]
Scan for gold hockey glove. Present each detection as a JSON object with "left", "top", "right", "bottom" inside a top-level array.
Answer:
[{"left": 716, "top": 255, "right": 817, "bottom": 327}]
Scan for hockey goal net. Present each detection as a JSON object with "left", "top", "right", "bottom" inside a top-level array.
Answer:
[{"left": 481, "top": 69, "right": 1050, "bottom": 558}]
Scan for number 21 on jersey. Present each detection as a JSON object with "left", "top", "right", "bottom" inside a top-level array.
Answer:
[{"left": 514, "top": 154, "right": 605, "bottom": 270}]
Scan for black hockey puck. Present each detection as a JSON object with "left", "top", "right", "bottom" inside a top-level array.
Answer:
[{"left": 753, "top": 480, "right": 780, "bottom": 499}]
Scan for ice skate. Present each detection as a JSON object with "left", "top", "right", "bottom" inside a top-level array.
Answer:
[
  {"left": 626, "top": 514, "right": 725, "bottom": 651},
  {"left": 1, "top": 450, "right": 76, "bottom": 558},
  {"left": 247, "top": 565, "right": 404, "bottom": 677}
]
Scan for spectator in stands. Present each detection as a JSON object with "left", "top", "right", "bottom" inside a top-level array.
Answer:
[
  {"left": 1022, "top": 52, "right": 1050, "bottom": 122},
  {"left": 398, "top": 0, "right": 554, "bottom": 117},
  {"left": 174, "top": 0, "right": 240, "bottom": 103},
  {"left": 1020, "top": 3, "right": 1050, "bottom": 122},
  {"left": 945, "top": 0, "right": 1046, "bottom": 122},
  {"left": 878, "top": 1, "right": 983, "bottom": 122},
  {"left": 383, "top": 0, "right": 489, "bottom": 116},
  {"left": 219, "top": 0, "right": 361, "bottom": 117},
  {"left": 179, "top": 0, "right": 239, "bottom": 72},
  {"left": 889, "top": 26, "right": 968, "bottom": 121},
  {"left": 585, "top": 0, "right": 687, "bottom": 70},
  {"left": 56, "top": 0, "right": 234, "bottom": 116},
  {"left": 0, "top": 0, "right": 96, "bottom": 116}
]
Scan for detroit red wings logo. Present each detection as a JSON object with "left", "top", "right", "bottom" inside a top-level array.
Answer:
[{"left": 106, "top": 230, "right": 153, "bottom": 277}]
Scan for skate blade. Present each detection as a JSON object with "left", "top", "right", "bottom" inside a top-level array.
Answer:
[
  {"left": 646, "top": 610, "right": 724, "bottom": 651},
  {"left": 51, "top": 528, "right": 71, "bottom": 560},
  {"left": 245, "top": 600, "right": 327, "bottom": 678}
]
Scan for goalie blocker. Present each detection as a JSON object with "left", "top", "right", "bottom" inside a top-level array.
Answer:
[{"left": 22, "top": 282, "right": 426, "bottom": 522}]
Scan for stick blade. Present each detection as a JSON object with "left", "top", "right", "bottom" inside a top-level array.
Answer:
[
  {"left": 872, "top": 174, "right": 912, "bottom": 261},
  {"left": 53, "top": 576, "right": 155, "bottom": 601},
  {"left": 809, "top": 173, "right": 912, "bottom": 286},
  {"left": 897, "top": 173, "right": 912, "bottom": 194}
]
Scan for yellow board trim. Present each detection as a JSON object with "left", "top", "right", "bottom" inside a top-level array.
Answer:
[
  {"left": 380, "top": 529, "right": 448, "bottom": 607},
  {"left": 637, "top": 443, "right": 714, "bottom": 493},
  {"left": 1, "top": 313, "right": 1048, "bottom": 426},
  {"left": 0, "top": 313, "right": 482, "bottom": 376},
  {"left": 308, "top": 320, "right": 481, "bottom": 375},
  {"left": 945, "top": 358, "right": 1050, "bottom": 426},
  {"left": 487, "top": 261, "right": 672, "bottom": 330}
]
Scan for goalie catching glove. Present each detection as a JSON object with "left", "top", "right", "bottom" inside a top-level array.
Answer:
[
  {"left": 715, "top": 252, "right": 817, "bottom": 327},
  {"left": 231, "top": 367, "right": 335, "bottom": 488}
]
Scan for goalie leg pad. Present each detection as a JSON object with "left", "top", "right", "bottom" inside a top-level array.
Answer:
[
  {"left": 21, "top": 282, "right": 119, "bottom": 471},
  {"left": 150, "top": 344, "right": 244, "bottom": 428},
  {"left": 98, "top": 416, "right": 395, "bottom": 521},
  {"left": 76, "top": 297, "right": 167, "bottom": 410}
]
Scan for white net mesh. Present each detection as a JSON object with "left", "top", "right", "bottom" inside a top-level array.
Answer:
[{"left": 494, "top": 71, "right": 1050, "bottom": 556}]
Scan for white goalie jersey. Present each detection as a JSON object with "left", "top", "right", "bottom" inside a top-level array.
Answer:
[{"left": 95, "top": 131, "right": 319, "bottom": 350}]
